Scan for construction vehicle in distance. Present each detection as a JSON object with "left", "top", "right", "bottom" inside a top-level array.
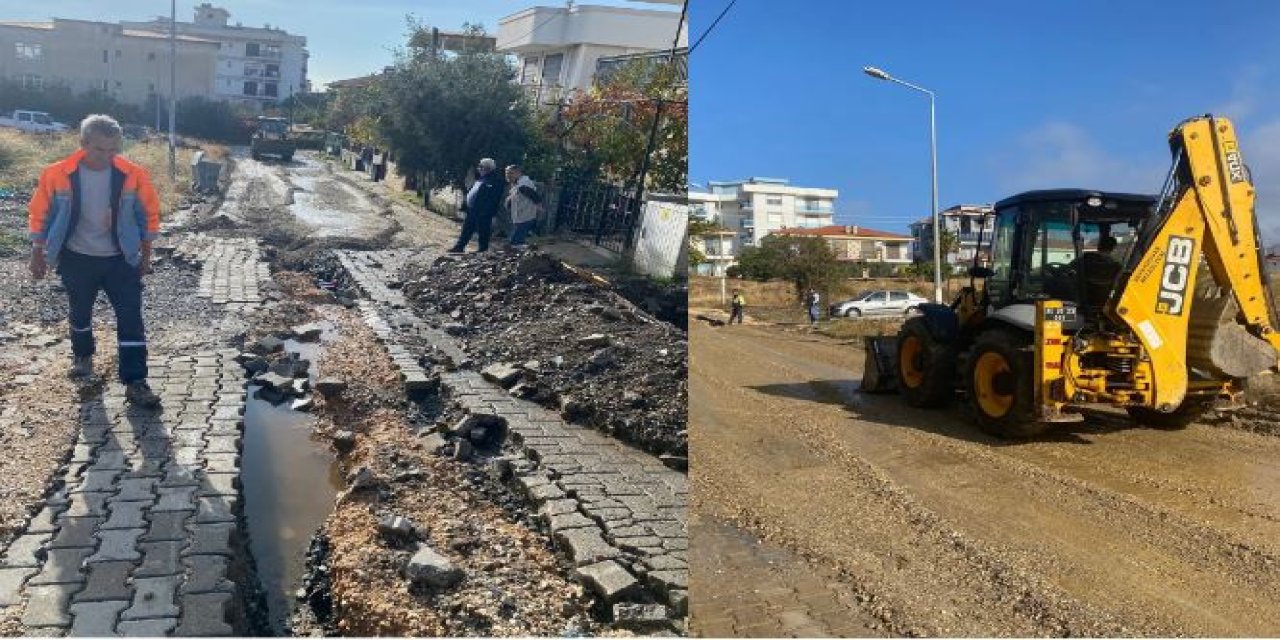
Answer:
[
  {"left": 862, "top": 115, "right": 1280, "bottom": 438},
  {"left": 249, "top": 116, "right": 295, "bottom": 162}
]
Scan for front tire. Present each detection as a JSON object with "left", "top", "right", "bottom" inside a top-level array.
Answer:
[
  {"left": 896, "top": 317, "right": 955, "bottom": 407},
  {"left": 965, "top": 328, "right": 1043, "bottom": 438},
  {"left": 847, "top": 308, "right": 862, "bottom": 318}
]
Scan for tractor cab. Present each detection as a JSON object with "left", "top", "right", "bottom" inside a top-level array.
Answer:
[{"left": 981, "top": 189, "right": 1157, "bottom": 326}]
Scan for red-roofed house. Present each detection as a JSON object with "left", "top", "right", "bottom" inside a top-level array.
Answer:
[{"left": 773, "top": 224, "right": 914, "bottom": 268}]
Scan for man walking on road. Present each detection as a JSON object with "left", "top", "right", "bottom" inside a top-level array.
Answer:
[
  {"left": 729, "top": 289, "right": 746, "bottom": 324},
  {"left": 504, "top": 164, "right": 540, "bottom": 250},
  {"left": 450, "top": 157, "right": 505, "bottom": 253},
  {"left": 27, "top": 114, "right": 163, "bottom": 408},
  {"left": 805, "top": 289, "right": 821, "bottom": 325}
]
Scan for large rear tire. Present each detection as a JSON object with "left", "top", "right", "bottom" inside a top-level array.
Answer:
[
  {"left": 965, "top": 328, "right": 1044, "bottom": 438},
  {"left": 1126, "top": 399, "right": 1210, "bottom": 430},
  {"left": 896, "top": 317, "right": 956, "bottom": 408}
]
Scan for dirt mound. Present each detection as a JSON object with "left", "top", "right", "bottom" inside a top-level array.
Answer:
[{"left": 402, "top": 251, "right": 688, "bottom": 457}]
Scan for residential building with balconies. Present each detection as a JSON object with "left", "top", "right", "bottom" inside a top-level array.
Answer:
[
  {"left": 496, "top": 1, "right": 686, "bottom": 107},
  {"left": 123, "top": 3, "right": 308, "bottom": 111},
  {"left": 703, "top": 178, "right": 837, "bottom": 253},
  {"left": 0, "top": 18, "right": 218, "bottom": 106},
  {"left": 910, "top": 204, "right": 995, "bottom": 265}
]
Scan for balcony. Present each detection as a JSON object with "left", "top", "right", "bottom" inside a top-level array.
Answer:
[
  {"left": 522, "top": 83, "right": 566, "bottom": 106},
  {"left": 794, "top": 204, "right": 833, "bottom": 214}
]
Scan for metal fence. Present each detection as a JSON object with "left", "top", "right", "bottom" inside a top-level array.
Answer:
[{"left": 553, "top": 180, "right": 641, "bottom": 254}]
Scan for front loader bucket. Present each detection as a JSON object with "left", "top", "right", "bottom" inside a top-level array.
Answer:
[{"left": 861, "top": 336, "right": 899, "bottom": 393}]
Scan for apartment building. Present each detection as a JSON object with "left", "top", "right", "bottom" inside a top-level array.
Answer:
[
  {"left": 0, "top": 19, "right": 218, "bottom": 106},
  {"left": 910, "top": 204, "right": 995, "bottom": 264},
  {"left": 773, "top": 225, "right": 913, "bottom": 267},
  {"left": 698, "top": 178, "right": 837, "bottom": 254},
  {"left": 123, "top": 3, "right": 308, "bottom": 111},
  {"left": 497, "top": 1, "right": 686, "bottom": 106}
]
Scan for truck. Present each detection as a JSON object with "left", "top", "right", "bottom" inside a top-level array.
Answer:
[
  {"left": 249, "top": 116, "right": 295, "bottom": 161},
  {"left": 862, "top": 115, "right": 1280, "bottom": 438},
  {"left": 0, "top": 110, "right": 70, "bottom": 133}
]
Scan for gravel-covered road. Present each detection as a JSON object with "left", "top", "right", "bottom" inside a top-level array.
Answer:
[{"left": 689, "top": 319, "right": 1280, "bottom": 637}]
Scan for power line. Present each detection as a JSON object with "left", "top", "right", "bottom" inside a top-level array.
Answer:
[{"left": 689, "top": 0, "right": 737, "bottom": 55}]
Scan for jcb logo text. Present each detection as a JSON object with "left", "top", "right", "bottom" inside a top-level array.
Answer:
[{"left": 1156, "top": 236, "right": 1195, "bottom": 315}]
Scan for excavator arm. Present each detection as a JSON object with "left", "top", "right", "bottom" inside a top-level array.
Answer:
[{"left": 1113, "top": 115, "right": 1280, "bottom": 411}]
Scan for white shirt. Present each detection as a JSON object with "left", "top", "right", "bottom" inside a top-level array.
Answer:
[
  {"left": 508, "top": 175, "right": 539, "bottom": 224},
  {"left": 66, "top": 167, "right": 120, "bottom": 256}
]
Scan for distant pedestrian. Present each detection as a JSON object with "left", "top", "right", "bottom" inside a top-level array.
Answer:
[
  {"left": 449, "top": 158, "right": 506, "bottom": 253},
  {"left": 504, "top": 164, "right": 540, "bottom": 250},
  {"left": 729, "top": 289, "right": 746, "bottom": 324},
  {"left": 805, "top": 289, "right": 820, "bottom": 325},
  {"left": 358, "top": 144, "right": 372, "bottom": 173},
  {"left": 26, "top": 114, "right": 162, "bottom": 408},
  {"left": 372, "top": 147, "right": 387, "bottom": 182}
]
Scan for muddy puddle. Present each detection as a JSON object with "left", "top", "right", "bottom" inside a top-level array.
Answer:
[{"left": 241, "top": 323, "right": 343, "bottom": 634}]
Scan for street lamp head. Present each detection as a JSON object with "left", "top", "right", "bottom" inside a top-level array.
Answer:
[{"left": 863, "top": 66, "right": 891, "bottom": 81}]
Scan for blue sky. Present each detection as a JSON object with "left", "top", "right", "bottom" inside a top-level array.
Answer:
[
  {"left": 689, "top": 0, "right": 1280, "bottom": 241},
  {"left": 14, "top": 1, "right": 678, "bottom": 86}
]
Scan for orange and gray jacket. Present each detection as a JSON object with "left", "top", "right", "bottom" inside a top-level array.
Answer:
[{"left": 28, "top": 149, "right": 161, "bottom": 267}]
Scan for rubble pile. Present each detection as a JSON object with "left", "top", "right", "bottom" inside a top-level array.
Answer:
[{"left": 401, "top": 251, "right": 688, "bottom": 457}]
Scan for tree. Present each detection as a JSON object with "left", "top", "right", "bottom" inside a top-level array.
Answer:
[
  {"left": 736, "top": 235, "right": 850, "bottom": 300},
  {"left": 378, "top": 39, "right": 530, "bottom": 192},
  {"left": 558, "top": 58, "right": 688, "bottom": 193}
]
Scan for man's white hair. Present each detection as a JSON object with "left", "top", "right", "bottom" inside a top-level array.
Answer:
[
  {"left": 80, "top": 114, "right": 123, "bottom": 143},
  {"left": 478, "top": 158, "right": 496, "bottom": 170}
]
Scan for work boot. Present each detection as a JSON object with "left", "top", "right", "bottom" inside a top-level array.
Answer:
[
  {"left": 69, "top": 355, "right": 93, "bottom": 378},
  {"left": 124, "top": 381, "right": 162, "bottom": 409}
]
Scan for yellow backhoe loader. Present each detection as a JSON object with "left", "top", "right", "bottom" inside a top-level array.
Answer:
[{"left": 862, "top": 115, "right": 1280, "bottom": 438}]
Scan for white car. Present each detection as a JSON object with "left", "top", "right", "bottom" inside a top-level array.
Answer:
[
  {"left": 0, "top": 110, "right": 69, "bottom": 133},
  {"left": 830, "top": 289, "right": 927, "bottom": 317}
]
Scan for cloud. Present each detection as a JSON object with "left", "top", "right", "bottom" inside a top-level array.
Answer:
[
  {"left": 992, "top": 121, "right": 1165, "bottom": 195},
  {"left": 1210, "top": 65, "right": 1267, "bottom": 121}
]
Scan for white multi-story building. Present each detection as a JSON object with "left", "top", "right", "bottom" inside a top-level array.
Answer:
[
  {"left": 910, "top": 204, "right": 995, "bottom": 264},
  {"left": 123, "top": 3, "right": 308, "bottom": 111},
  {"left": 699, "top": 178, "right": 837, "bottom": 253},
  {"left": 496, "top": 1, "right": 686, "bottom": 106}
]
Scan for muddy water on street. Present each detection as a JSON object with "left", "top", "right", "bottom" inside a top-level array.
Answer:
[{"left": 241, "top": 324, "right": 343, "bottom": 634}]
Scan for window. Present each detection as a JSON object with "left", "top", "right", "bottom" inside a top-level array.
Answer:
[
  {"left": 521, "top": 58, "right": 539, "bottom": 84},
  {"left": 20, "top": 74, "right": 43, "bottom": 90},
  {"left": 265, "top": 64, "right": 279, "bottom": 78},
  {"left": 149, "top": 82, "right": 155, "bottom": 91},
  {"left": 866, "top": 292, "right": 888, "bottom": 303},
  {"left": 767, "top": 213, "right": 782, "bottom": 225},
  {"left": 243, "top": 81, "right": 258, "bottom": 96},
  {"left": 103, "top": 50, "right": 109, "bottom": 63},
  {"left": 245, "top": 65, "right": 262, "bottom": 77},
  {"left": 542, "top": 53, "right": 564, "bottom": 85},
  {"left": 102, "top": 79, "right": 109, "bottom": 91},
  {"left": 766, "top": 196, "right": 783, "bottom": 206},
  {"left": 116, "top": 50, "right": 122, "bottom": 58},
  {"left": 246, "top": 42, "right": 260, "bottom": 56},
  {"left": 148, "top": 52, "right": 156, "bottom": 61},
  {"left": 890, "top": 291, "right": 909, "bottom": 302},
  {"left": 15, "top": 43, "right": 42, "bottom": 60},
  {"left": 264, "top": 83, "right": 278, "bottom": 97},
  {"left": 263, "top": 44, "right": 281, "bottom": 58}
]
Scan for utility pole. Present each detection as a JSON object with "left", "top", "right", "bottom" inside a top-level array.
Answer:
[{"left": 168, "top": 0, "right": 177, "bottom": 180}]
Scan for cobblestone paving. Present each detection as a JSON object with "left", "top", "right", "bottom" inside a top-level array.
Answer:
[
  {"left": 335, "top": 249, "right": 689, "bottom": 615},
  {"left": 168, "top": 235, "right": 270, "bottom": 313},
  {"left": 689, "top": 517, "right": 888, "bottom": 638},
  {"left": 0, "top": 350, "right": 246, "bottom": 636}
]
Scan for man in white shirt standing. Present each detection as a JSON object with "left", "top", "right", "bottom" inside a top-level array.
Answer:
[{"left": 504, "top": 164, "right": 541, "bottom": 250}]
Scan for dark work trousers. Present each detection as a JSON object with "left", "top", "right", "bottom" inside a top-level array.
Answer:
[
  {"left": 451, "top": 212, "right": 494, "bottom": 252},
  {"left": 58, "top": 250, "right": 148, "bottom": 383}
]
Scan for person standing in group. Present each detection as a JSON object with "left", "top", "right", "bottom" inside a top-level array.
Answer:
[
  {"left": 504, "top": 164, "right": 541, "bottom": 250},
  {"left": 449, "top": 157, "right": 506, "bottom": 253},
  {"left": 26, "top": 114, "right": 162, "bottom": 408},
  {"left": 729, "top": 289, "right": 746, "bottom": 324},
  {"left": 805, "top": 288, "right": 821, "bottom": 325}
]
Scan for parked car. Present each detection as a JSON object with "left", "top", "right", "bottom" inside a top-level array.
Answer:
[
  {"left": 830, "top": 289, "right": 927, "bottom": 317},
  {"left": 0, "top": 110, "right": 69, "bottom": 133}
]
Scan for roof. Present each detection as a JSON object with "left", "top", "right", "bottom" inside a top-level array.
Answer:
[
  {"left": 0, "top": 21, "right": 53, "bottom": 29},
  {"left": 327, "top": 74, "right": 381, "bottom": 90},
  {"left": 121, "top": 29, "right": 219, "bottom": 44},
  {"left": 773, "top": 225, "right": 911, "bottom": 240},
  {"left": 995, "top": 189, "right": 1156, "bottom": 209}
]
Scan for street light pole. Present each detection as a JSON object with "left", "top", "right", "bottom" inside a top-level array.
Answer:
[
  {"left": 168, "top": 0, "right": 176, "bottom": 180},
  {"left": 863, "top": 65, "right": 943, "bottom": 303}
]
